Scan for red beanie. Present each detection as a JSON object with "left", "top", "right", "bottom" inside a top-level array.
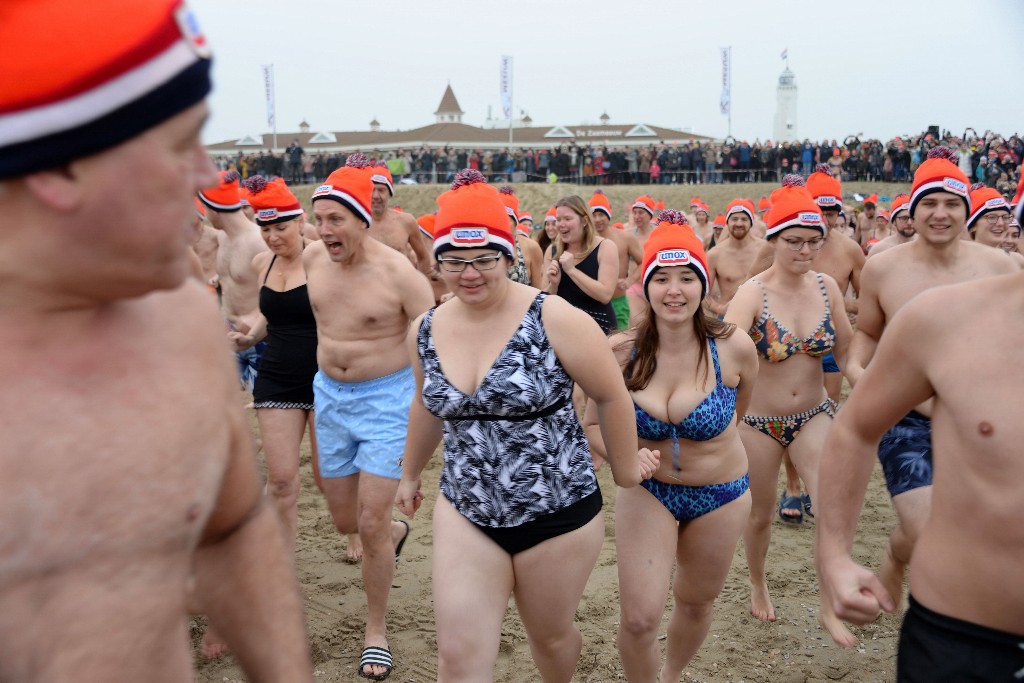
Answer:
[
  {"left": 311, "top": 165, "right": 374, "bottom": 226},
  {"left": 433, "top": 170, "right": 515, "bottom": 260},
  {"left": 0, "top": 0, "right": 212, "bottom": 179},
  {"left": 641, "top": 210, "right": 709, "bottom": 300},
  {"left": 890, "top": 194, "right": 911, "bottom": 221},
  {"left": 198, "top": 170, "right": 243, "bottom": 212},
  {"left": 764, "top": 175, "right": 825, "bottom": 239},
  {"left": 371, "top": 161, "right": 394, "bottom": 196},
  {"left": 498, "top": 186, "right": 520, "bottom": 222},
  {"left": 726, "top": 198, "right": 755, "bottom": 223},
  {"left": 806, "top": 164, "right": 842, "bottom": 210},
  {"left": 967, "top": 185, "right": 1010, "bottom": 232},
  {"left": 242, "top": 176, "right": 304, "bottom": 226},
  {"left": 910, "top": 146, "right": 970, "bottom": 218},
  {"left": 632, "top": 195, "right": 656, "bottom": 217},
  {"left": 589, "top": 190, "right": 612, "bottom": 219}
]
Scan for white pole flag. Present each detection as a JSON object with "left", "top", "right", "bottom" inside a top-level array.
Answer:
[
  {"left": 261, "top": 64, "right": 275, "bottom": 129},
  {"left": 719, "top": 47, "right": 731, "bottom": 116},
  {"left": 500, "top": 56, "right": 513, "bottom": 121}
]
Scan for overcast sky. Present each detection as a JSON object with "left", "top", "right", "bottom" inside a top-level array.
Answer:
[{"left": 191, "top": 0, "right": 1024, "bottom": 146}]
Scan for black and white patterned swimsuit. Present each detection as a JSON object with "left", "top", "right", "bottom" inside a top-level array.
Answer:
[{"left": 417, "top": 292, "right": 598, "bottom": 529}]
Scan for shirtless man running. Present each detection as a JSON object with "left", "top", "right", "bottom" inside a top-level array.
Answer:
[
  {"left": 306, "top": 164, "right": 434, "bottom": 679},
  {"left": 843, "top": 147, "right": 1017, "bottom": 616},
  {"left": 0, "top": 2, "right": 311, "bottom": 679},
  {"left": 707, "top": 198, "right": 761, "bottom": 318},
  {"left": 867, "top": 194, "right": 915, "bottom": 257},
  {"left": 624, "top": 195, "right": 657, "bottom": 327},
  {"left": 590, "top": 190, "right": 642, "bottom": 329},
  {"left": 367, "top": 160, "right": 433, "bottom": 275},
  {"left": 199, "top": 171, "right": 268, "bottom": 391},
  {"left": 817, "top": 270, "right": 1024, "bottom": 679}
]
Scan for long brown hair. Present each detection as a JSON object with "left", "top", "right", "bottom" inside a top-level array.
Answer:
[
  {"left": 552, "top": 195, "right": 597, "bottom": 260},
  {"left": 622, "top": 303, "right": 736, "bottom": 391}
]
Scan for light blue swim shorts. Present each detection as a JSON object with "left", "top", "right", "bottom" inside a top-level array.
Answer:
[{"left": 313, "top": 366, "right": 414, "bottom": 480}]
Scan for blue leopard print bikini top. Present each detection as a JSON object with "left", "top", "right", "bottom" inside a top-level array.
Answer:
[{"left": 632, "top": 338, "right": 737, "bottom": 468}]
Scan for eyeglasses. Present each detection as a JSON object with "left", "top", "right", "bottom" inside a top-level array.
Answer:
[
  {"left": 984, "top": 213, "right": 1012, "bottom": 226},
  {"left": 780, "top": 237, "right": 825, "bottom": 251},
  {"left": 436, "top": 254, "right": 502, "bottom": 272},
  {"left": 894, "top": 214, "right": 912, "bottom": 223}
]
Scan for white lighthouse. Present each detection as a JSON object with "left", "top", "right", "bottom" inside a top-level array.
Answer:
[{"left": 773, "top": 66, "right": 797, "bottom": 142}]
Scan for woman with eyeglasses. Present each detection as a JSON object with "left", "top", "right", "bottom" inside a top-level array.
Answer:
[
  {"left": 723, "top": 175, "right": 853, "bottom": 624},
  {"left": 396, "top": 170, "right": 657, "bottom": 682},
  {"left": 967, "top": 184, "right": 1024, "bottom": 266}
]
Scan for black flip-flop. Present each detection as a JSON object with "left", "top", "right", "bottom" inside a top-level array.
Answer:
[
  {"left": 394, "top": 520, "right": 410, "bottom": 565},
  {"left": 778, "top": 494, "right": 804, "bottom": 525},
  {"left": 358, "top": 645, "right": 394, "bottom": 681}
]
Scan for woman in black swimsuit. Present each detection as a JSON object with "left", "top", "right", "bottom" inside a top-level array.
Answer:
[{"left": 230, "top": 176, "right": 318, "bottom": 554}]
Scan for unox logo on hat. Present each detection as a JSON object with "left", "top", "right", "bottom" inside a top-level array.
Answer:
[
  {"left": 817, "top": 196, "right": 838, "bottom": 206},
  {"left": 655, "top": 249, "right": 691, "bottom": 266},
  {"left": 258, "top": 209, "right": 278, "bottom": 221},
  {"left": 175, "top": 3, "right": 212, "bottom": 59},
  {"left": 312, "top": 184, "right": 333, "bottom": 198},
  {"left": 799, "top": 212, "right": 823, "bottom": 224},
  {"left": 452, "top": 228, "right": 489, "bottom": 246},
  {"left": 984, "top": 197, "right": 1008, "bottom": 209},
  {"left": 943, "top": 177, "right": 968, "bottom": 195}
]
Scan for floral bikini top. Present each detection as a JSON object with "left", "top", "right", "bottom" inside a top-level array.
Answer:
[{"left": 747, "top": 273, "right": 835, "bottom": 363}]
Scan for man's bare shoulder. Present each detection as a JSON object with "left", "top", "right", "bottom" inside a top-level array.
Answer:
[
  {"left": 395, "top": 210, "right": 419, "bottom": 231},
  {"left": 961, "top": 240, "right": 1021, "bottom": 274}
]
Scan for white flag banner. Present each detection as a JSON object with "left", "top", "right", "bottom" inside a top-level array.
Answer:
[
  {"left": 500, "top": 55, "right": 513, "bottom": 120},
  {"left": 719, "top": 47, "right": 731, "bottom": 116},
  {"left": 261, "top": 64, "right": 275, "bottom": 129}
]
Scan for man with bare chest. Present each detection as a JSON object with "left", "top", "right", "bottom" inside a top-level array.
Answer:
[
  {"left": 845, "top": 148, "right": 1018, "bottom": 614},
  {"left": 0, "top": 3, "right": 311, "bottom": 680},
  {"left": 590, "top": 191, "right": 642, "bottom": 329},
  {"left": 199, "top": 170, "right": 268, "bottom": 390},
  {"left": 306, "top": 165, "right": 434, "bottom": 680},
  {"left": 868, "top": 194, "right": 915, "bottom": 257},
  {"left": 707, "top": 198, "right": 761, "bottom": 317},
  {"left": 365, "top": 159, "right": 433, "bottom": 275}
]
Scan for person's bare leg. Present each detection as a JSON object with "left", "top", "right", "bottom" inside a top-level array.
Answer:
[
  {"left": 356, "top": 472, "right": 405, "bottom": 679},
  {"left": 661, "top": 491, "right": 750, "bottom": 683},
  {"left": 739, "top": 425, "right": 784, "bottom": 622},
  {"left": 880, "top": 487, "right": 931, "bottom": 610},
  {"left": 780, "top": 452, "right": 803, "bottom": 521},
  {"left": 257, "top": 408, "right": 308, "bottom": 554},
  {"left": 432, "top": 500, "right": 513, "bottom": 682},
  {"left": 615, "top": 485, "right": 678, "bottom": 681},
  {"left": 513, "top": 513, "right": 604, "bottom": 682}
]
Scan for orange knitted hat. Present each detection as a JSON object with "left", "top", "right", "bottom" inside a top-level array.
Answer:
[
  {"left": 433, "top": 170, "right": 515, "bottom": 260},
  {"left": 242, "top": 176, "right": 304, "bottom": 226},
  {"left": 0, "top": 0, "right": 212, "bottom": 179},
  {"left": 713, "top": 213, "right": 727, "bottom": 227},
  {"left": 967, "top": 185, "right": 1010, "bottom": 232},
  {"left": 764, "top": 175, "right": 825, "bottom": 239},
  {"left": 416, "top": 213, "right": 436, "bottom": 239},
  {"left": 311, "top": 165, "right": 374, "bottom": 226},
  {"left": 757, "top": 196, "right": 771, "bottom": 212},
  {"left": 545, "top": 207, "right": 557, "bottom": 222},
  {"left": 370, "top": 161, "right": 394, "bottom": 195},
  {"left": 726, "top": 198, "right": 755, "bottom": 223},
  {"left": 806, "top": 164, "right": 843, "bottom": 211},
  {"left": 910, "top": 147, "right": 970, "bottom": 218},
  {"left": 498, "top": 186, "right": 520, "bottom": 223},
  {"left": 641, "top": 211, "right": 709, "bottom": 299},
  {"left": 876, "top": 209, "right": 890, "bottom": 223},
  {"left": 589, "top": 190, "right": 612, "bottom": 219},
  {"left": 632, "top": 195, "right": 656, "bottom": 217},
  {"left": 890, "top": 194, "right": 911, "bottom": 221},
  {"left": 198, "top": 170, "right": 243, "bottom": 212}
]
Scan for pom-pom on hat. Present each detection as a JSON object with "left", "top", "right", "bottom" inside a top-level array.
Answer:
[
  {"left": 967, "top": 185, "right": 1010, "bottom": 232},
  {"left": 764, "top": 175, "right": 825, "bottom": 239},
  {"left": 589, "top": 190, "right": 612, "bottom": 219},
  {"left": 725, "top": 198, "right": 755, "bottom": 223},
  {"left": 370, "top": 161, "right": 394, "bottom": 196},
  {"left": 910, "top": 146, "right": 970, "bottom": 218},
  {"left": 198, "top": 170, "right": 243, "bottom": 212},
  {"left": 890, "top": 194, "right": 911, "bottom": 221},
  {"left": 433, "top": 169, "right": 515, "bottom": 260},
  {"left": 0, "top": 0, "right": 213, "bottom": 179},
  {"left": 641, "top": 213, "right": 709, "bottom": 300},
  {"left": 498, "top": 186, "right": 520, "bottom": 223},
  {"left": 311, "top": 166, "right": 374, "bottom": 226},
  {"left": 243, "top": 176, "right": 304, "bottom": 226},
  {"left": 632, "top": 195, "right": 656, "bottom": 217},
  {"left": 807, "top": 164, "right": 843, "bottom": 211}
]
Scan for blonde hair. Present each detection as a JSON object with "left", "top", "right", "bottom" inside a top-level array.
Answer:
[{"left": 553, "top": 195, "right": 597, "bottom": 259}]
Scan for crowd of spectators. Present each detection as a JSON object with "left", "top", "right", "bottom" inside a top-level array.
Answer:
[{"left": 216, "top": 129, "right": 1021, "bottom": 198}]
